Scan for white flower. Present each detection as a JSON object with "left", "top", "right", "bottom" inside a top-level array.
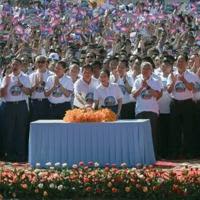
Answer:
[
  {"left": 49, "top": 183, "right": 55, "bottom": 189},
  {"left": 35, "top": 163, "right": 41, "bottom": 168},
  {"left": 72, "top": 187, "right": 76, "bottom": 191},
  {"left": 45, "top": 162, "right": 52, "bottom": 167},
  {"left": 62, "top": 163, "right": 67, "bottom": 168},
  {"left": 72, "top": 164, "right": 78, "bottom": 169},
  {"left": 34, "top": 169, "right": 41, "bottom": 173},
  {"left": 58, "top": 185, "right": 63, "bottom": 191},
  {"left": 94, "top": 162, "right": 99, "bottom": 167},
  {"left": 38, "top": 183, "right": 43, "bottom": 189},
  {"left": 49, "top": 166, "right": 55, "bottom": 170},
  {"left": 121, "top": 163, "right": 127, "bottom": 167},
  {"left": 55, "top": 162, "right": 60, "bottom": 167},
  {"left": 138, "top": 174, "right": 145, "bottom": 179},
  {"left": 157, "top": 178, "right": 164, "bottom": 184}
]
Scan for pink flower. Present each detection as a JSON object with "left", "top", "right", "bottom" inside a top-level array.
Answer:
[
  {"left": 79, "top": 161, "right": 85, "bottom": 166},
  {"left": 88, "top": 161, "right": 94, "bottom": 166},
  {"left": 85, "top": 186, "right": 92, "bottom": 192}
]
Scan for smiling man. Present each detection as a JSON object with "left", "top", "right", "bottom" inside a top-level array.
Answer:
[
  {"left": 0, "top": 58, "right": 31, "bottom": 162},
  {"left": 132, "top": 61, "right": 162, "bottom": 156}
]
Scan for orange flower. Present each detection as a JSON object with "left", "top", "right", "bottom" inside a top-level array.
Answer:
[
  {"left": 142, "top": 186, "right": 148, "bottom": 193},
  {"left": 63, "top": 108, "right": 117, "bottom": 123},
  {"left": 111, "top": 187, "right": 118, "bottom": 193}
]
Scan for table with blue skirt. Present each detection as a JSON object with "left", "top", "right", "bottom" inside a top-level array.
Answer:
[{"left": 29, "top": 120, "right": 156, "bottom": 167}]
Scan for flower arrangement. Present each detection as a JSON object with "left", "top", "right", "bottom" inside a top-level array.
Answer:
[
  {"left": 63, "top": 108, "right": 117, "bottom": 123},
  {"left": 0, "top": 162, "right": 200, "bottom": 199}
]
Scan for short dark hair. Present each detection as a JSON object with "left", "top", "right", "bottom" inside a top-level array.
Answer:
[
  {"left": 71, "top": 59, "right": 80, "bottom": 66},
  {"left": 57, "top": 61, "right": 67, "bottom": 69},
  {"left": 162, "top": 57, "right": 172, "bottom": 66},
  {"left": 119, "top": 59, "right": 129, "bottom": 68},
  {"left": 12, "top": 58, "right": 22, "bottom": 64},
  {"left": 142, "top": 56, "right": 155, "bottom": 69},
  {"left": 178, "top": 53, "right": 189, "bottom": 62},
  {"left": 82, "top": 64, "right": 93, "bottom": 72},
  {"left": 86, "top": 52, "right": 96, "bottom": 59},
  {"left": 91, "top": 60, "right": 102, "bottom": 69},
  {"left": 100, "top": 68, "right": 110, "bottom": 77}
]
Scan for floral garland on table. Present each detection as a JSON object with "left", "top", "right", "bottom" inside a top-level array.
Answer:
[
  {"left": 0, "top": 162, "right": 200, "bottom": 199},
  {"left": 63, "top": 108, "right": 117, "bottom": 123}
]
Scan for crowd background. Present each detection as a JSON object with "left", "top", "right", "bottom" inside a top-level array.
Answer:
[{"left": 0, "top": 0, "right": 200, "bottom": 162}]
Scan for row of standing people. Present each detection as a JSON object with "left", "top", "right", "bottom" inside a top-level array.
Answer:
[{"left": 0, "top": 54, "right": 200, "bottom": 161}]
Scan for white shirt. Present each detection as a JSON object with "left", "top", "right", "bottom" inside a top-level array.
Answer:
[
  {"left": 110, "top": 74, "right": 135, "bottom": 104},
  {"left": 167, "top": 70, "right": 196, "bottom": 100},
  {"left": 192, "top": 73, "right": 200, "bottom": 101},
  {"left": 94, "top": 83, "right": 123, "bottom": 107},
  {"left": 158, "top": 74, "right": 171, "bottom": 114},
  {"left": 29, "top": 69, "right": 54, "bottom": 99},
  {"left": 45, "top": 74, "right": 73, "bottom": 104},
  {"left": 0, "top": 75, "right": 3, "bottom": 104},
  {"left": 0, "top": 72, "right": 31, "bottom": 102},
  {"left": 73, "top": 77, "right": 99, "bottom": 108},
  {"left": 154, "top": 68, "right": 162, "bottom": 77},
  {"left": 133, "top": 75, "right": 162, "bottom": 115}
]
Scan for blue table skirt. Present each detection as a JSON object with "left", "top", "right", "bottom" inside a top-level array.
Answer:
[{"left": 29, "top": 120, "right": 156, "bottom": 167}]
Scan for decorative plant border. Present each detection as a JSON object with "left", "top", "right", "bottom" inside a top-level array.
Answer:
[{"left": 0, "top": 162, "right": 200, "bottom": 199}]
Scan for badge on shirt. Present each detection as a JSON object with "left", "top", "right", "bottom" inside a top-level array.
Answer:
[
  {"left": 162, "top": 80, "right": 167, "bottom": 91},
  {"left": 119, "top": 85, "right": 127, "bottom": 95},
  {"left": 141, "top": 88, "right": 152, "bottom": 100},
  {"left": 35, "top": 81, "right": 45, "bottom": 93},
  {"left": 175, "top": 82, "right": 186, "bottom": 93},
  {"left": 10, "top": 85, "right": 22, "bottom": 96},
  {"left": 52, "top": 85, "right": 63, "bottom": 97},
  {"left": 85, "top": 92, "right": 94, "bottom": 103},
  {"left": 104, "top": 96, "right": 116, "bottom": 107}
]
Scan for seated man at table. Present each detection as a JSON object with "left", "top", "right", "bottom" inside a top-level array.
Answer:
[
  {"left": 45, "top": 61, "right": 73, "bottom": 119},
  {"left": 132, "top": 61, "right": 162, "bottom": 155}
]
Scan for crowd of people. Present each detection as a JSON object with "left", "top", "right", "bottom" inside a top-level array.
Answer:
[{"left": 0, "top": 0, "right": 200, "bottom": 162}]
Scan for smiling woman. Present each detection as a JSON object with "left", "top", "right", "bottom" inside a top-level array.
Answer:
[{"left": 93, "top": 68, "right": 122, "bottom": 118}]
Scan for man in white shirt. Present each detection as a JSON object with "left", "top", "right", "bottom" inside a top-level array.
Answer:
[
  {"left": 73, "top": 64, "right": 99, "bottom": 108},
  {"left": 0, "top": 58, "right": 31, "bottom": 162},
  {"left": 111, "top": 59, "right": 135, "bottom": 119},
  {"left": 0, "top": 74, "right": 4, "bottom": 159},
  {"left": 157, "top": 59, "right": 173, "bottom": 158},
  {"left": 167, "top": 54, "right": 196, "bottom": 158},
  {"left": 29, "top": 55, "right": 54, "bottom": 121},
  {"left": 45, "top": 61, "right": 73, "bottom": 119},
  {"left": 132, "top": 62, "right": 162, "bottom": 156}
]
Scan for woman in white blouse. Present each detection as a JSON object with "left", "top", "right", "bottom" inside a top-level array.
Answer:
[{"left": 93, "top": 69, "right": 122, "bottom": 118}]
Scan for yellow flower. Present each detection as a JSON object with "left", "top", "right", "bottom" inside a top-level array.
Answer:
[
  {"left": 107, "top": 182, "right": 112, "bottom": 188},
  {"left": 125, "top": 187, "right": 131, "bottom": 193},
  {"left": 142, "top": 186, "right": 148, "bottom": 193},
  {"left": 43, "top": 191, "right": 48, "bottom": 197}
]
